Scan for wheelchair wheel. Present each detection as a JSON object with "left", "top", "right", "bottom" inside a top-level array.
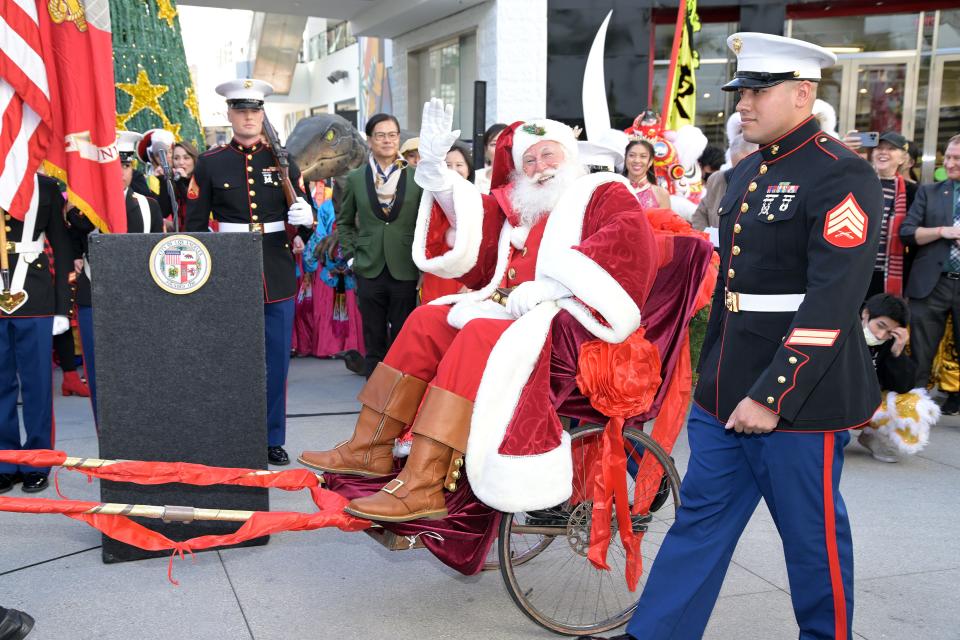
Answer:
[{"left": 498, "top": 424, "right": 681, "bottom": 636}]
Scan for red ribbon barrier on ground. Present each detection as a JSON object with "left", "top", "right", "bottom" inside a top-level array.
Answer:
[{"left": 0, "top": 451, "right": 370, "bottom": 584}]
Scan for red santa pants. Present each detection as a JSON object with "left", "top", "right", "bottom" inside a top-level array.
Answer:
[{"left": 383, "top": 304, "right": 512, "bottom": 401}]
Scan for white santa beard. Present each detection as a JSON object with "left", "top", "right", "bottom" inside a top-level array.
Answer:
[{"left": 509, "top": 162, "right": 586, "bottom": 227}]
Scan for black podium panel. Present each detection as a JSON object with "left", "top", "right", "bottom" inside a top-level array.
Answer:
[{"left": 89, "top": 232, "right": 269, "bottom": 562}]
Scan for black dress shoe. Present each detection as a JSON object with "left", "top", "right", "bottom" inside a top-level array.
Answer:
[
  {"left": 268, "top": 446, "right": 290, "bottom": 466},
  {"left": 0, "top": 606, "right": 34, "bottom": 640},
  {"left": 20, "top": 473, "right": 48, "bottom": 493},
  {"left": 940, "top": 393, "right": 960, "bottom": 416},
  {"left": 339, "top": 349, "right": 366, "bottom": 375},
  {"left": 0, "top": 473, "right": 20, "bottom": 494}
]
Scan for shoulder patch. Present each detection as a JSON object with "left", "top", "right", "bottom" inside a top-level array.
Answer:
[{"left": 823, "top": 193, "right": 867, "bottom": 248}]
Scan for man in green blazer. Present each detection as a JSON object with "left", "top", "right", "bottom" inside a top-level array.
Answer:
[{"left": 337, "top": 113, "right": 423, "bottom": 377}]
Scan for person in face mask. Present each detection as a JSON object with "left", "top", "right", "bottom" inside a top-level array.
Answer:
[{"left": 858, "top": 294, "right": 939, "bottom": 463}]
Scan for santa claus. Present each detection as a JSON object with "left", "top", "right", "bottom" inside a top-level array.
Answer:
[{"left": 299, "top": 99, "right": 660, "bottom": 522}]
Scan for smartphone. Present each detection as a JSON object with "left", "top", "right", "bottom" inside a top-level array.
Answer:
[{"left": 858, "top": 131, "right": 879, "bottom": 148}]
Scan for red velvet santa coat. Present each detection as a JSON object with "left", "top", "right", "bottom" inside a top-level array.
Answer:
[{"left": 412, "top": 172, "right": 659, "bottom": 512}]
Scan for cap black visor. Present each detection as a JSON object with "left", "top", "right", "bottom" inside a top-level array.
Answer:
[
  {"left": 722, "top": 71, "right": 816, "bottom": 91},
  {"left": 227, "top": 99, "right": 264, "bottom": 110}
]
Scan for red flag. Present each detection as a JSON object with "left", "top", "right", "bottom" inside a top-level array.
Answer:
[{"left": 0, "top": 0, "right": 126, "bottom": 231}]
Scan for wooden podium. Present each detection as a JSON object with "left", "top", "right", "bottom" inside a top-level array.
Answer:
[{"left": 89, "top": 232, "right": 270, "bottom": 562}]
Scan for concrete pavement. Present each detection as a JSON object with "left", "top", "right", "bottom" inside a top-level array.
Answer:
[{"left": 0, "top": 357, "right": 957, "bottom": 639}]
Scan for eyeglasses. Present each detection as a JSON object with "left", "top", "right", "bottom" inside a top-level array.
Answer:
[{"left": 371, "top": 131, "right": 400, "bottom": 141}]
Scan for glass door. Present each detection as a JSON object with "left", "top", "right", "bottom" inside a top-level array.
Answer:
[
  {"left": 831, "top": 53, "right": 918, "bottom": 141},
  {"left": 922, "top": 54, "right": 960, "bottom": 182}
]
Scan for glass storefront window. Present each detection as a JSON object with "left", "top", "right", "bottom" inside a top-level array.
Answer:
[
  {"left": 938, "top": 9, "right": 960, "bottom": 49},
  {"left": 411, "top": 34, "right": 476, "bottom": 134},
  {"left": 655, "top": 21, "right": 736, "bottom": 61},
  {"left": 791, "top": 13, "right": 921, "bottom": 53}
]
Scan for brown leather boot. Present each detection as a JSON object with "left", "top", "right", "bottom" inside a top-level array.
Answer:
[
  {"left": 298, "top": 363, "right": 427, "bottom": 476},
  {"left": 344, "top": 386, "right": 472, "bottom": 522}
]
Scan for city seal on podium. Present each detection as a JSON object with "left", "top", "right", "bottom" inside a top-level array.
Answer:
[{"left": 149, "top": 234, "right": 212, "bottom": 295}]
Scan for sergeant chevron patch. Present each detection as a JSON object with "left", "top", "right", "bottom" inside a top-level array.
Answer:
[
  {"left": 786, "top": 328, "right": 840, "bottom": 347},
  {"left": 823, "top": 193, "right": 867, "bottom": 248}
]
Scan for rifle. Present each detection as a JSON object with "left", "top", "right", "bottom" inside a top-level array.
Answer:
[{"left": 261, "top": 114, "right": 298, "bottom": 208}]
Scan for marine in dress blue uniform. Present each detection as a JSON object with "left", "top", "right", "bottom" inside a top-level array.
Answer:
[
  {"left": 184, "top": 79, "right": 314, "bottom": 466},
  {"left": 594, "top": 34, "right": 884, "bottom": 640},
  {"left": 0, "top": 174, "right": 72, "bottom": 494},
  {"left": 69, "top": 130, "right": 164, "bottom": 426}
]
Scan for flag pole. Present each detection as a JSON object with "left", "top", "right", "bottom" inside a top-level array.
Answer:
[{"left": 660, "top": 0, "right": 688, "bottom": 124}]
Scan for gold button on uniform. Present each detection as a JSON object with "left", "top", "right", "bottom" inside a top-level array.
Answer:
[
  {"left": 777, "top": 376, "right": 786, "bottom": 384},
  {"left": 3, "top": 214, "right": 10, "bottom": 221},
  {"left": 771, "top": 144, "right": 780, "bottom": 155},
  {"left": 766, "top": 396, "right": 775, "bottom": 404},
  {"left": 740, "top": 202, "right": 749, "bottom": 213},
  {"left": 728, "top": 268, "right": 735, "bottom": 279},
  {"left": 223, "top": 183, "right": 230, "bottom": 188},
  {"left": 251, "top": 215, "right": 259, "bottom": 221},
  {"left": 251, "top": 203, "right": 258, "bottom": 209},
  {"left": 732, "top": 246, "right": 741, "bottom": 255},
  {"left": 508, "top": 267, "right": 516, "bottom": 280},
  {"left": 249, "top": 190, "right": 256, "bottom": 196},
  {"left": 767, "top": 214, "right": 775, "bottom": 221},
  {"left": 759, "top": 164, "right": 768, "bottom": 174},
  {"left": 789, "top": 356, "right": 798, "bottom": 364},
  {"left": 248, "top": 178, "right": 255, "bottom": 184},
  {"left": 734, "top": 223, "right": 742, "bottom": 234},
  {"left": 748, "top": 182, "right": 757, "bottom": 192},
  {"left": 246, "top": 166, "right": 253, "bottom": 172},
  {"left": 247, "top": 154, "right": 253, "bottom": 160},
  {"left": 4, "top": 226, "right": 10, "bottom": 232},
  {"left": 819, "top": 137, "right": 828, "bottom": 143}
]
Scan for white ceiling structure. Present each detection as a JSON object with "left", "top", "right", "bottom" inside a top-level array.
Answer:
[{"left": 181, "top": 0, "right": 487, "bottom": 37}]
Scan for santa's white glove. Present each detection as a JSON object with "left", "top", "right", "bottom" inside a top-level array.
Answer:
[
  {"left": 506, "top": 278, "right": 572, "bottom": 319},
  {"left": 415, "top": 98, "right": 460, "bottom": 193},
  {"left": 287, "top": 197, "right": 314, "bottom": 227},
  {"left": 52, "top": 315, "right": 70, "bottom": 336}
]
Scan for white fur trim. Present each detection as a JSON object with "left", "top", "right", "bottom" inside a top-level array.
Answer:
[
  {"left": 466, "top": 301, "right": 572, "bottom": 512},
  {"left": 868, "top": 388, "right": 937, "bottom": 455},
  {"left": 429, "top": 221, "right": 513, "bottom": 309},
  {"left": 412, "top": 173, "right": 484, "bottom": 279},
  {"left": 665, "top": 125, "right": 708, "bottom": 170},
  {"left": 512, "top": 119, "right": 580, "bottom": 171},
  {"left": 536, "top": 173, "right": 641, "bottom": 343},
  {"left": 447, "top": 298, "right": 514, "bottom": 330},
  {"left": 510, "top": 224, "right": 531, "bottom": 249},
  {"left": 726, "top": 112, "right": 743, "bottom": 144},
  {"left": 813, "top": 99, "right": 839, "bottom": 138},
  {"left": 669, "top": 194, "right": 697, "bottom": 221}
]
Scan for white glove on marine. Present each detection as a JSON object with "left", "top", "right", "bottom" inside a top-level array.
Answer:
[
  {"left": 52, "top": 315, "right": 70, "bottom": 336},
  {"left": 505, "top": 278, "right": 572, "bottom": 319},
  {"left": 414, "top": 98, "right": 460, "bottom": 193},
  {"left": 287, "top": 197, "right": 314, "bottom": 227}
]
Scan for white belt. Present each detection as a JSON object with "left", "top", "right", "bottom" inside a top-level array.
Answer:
[
  {"left": 5, "top": 240, "right": 44, "bottom": 254},
  {"left": 725, "top": 289, "right": 805, "bottom": 313},
  {"left": 219, "top": 221, "right": 285, "bottom": 234}
]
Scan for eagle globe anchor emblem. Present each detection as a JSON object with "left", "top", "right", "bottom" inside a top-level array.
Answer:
[{"left": 48, "top": 0, "right": 88, "bottom": 32}]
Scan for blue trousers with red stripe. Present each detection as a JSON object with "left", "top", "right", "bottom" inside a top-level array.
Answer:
[
  {"left": 626, "top": 403, "right": 853, "bottom": 640},
  {"left": 77, "top": 304, "right": 97, "bottom": 425},
  {"left": 0, "top": 317, "right": 54, "bottom": 475},
  {"left": 265, "top": 299, "right": 294, "bottom": 447}
]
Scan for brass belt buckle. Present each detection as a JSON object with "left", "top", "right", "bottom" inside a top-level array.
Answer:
[
  {"left": 4, "top": 241, "right": 13, "bottom": 253},
  {"left": 725, "top": 289, "right": 740, "bottom": 313},
  {"left": 250, "top": 223, "right": 263, "bottom": 233}
]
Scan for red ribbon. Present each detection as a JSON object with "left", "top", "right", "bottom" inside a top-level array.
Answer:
[{"left": 0, "top": 450, "right": 371, "bottom": 584}]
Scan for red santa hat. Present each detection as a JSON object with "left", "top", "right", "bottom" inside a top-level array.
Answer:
[{"left": 489, "top": 119, "right": 580, "bottom": 192}]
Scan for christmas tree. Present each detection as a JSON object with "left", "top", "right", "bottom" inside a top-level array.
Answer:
[{"left": 110, "top": 0, "right": 204, "bottom": 150}]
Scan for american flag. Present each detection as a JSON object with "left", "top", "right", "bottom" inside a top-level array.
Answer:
[
  {"left": 0, "top": 0, "right": 51, "bottom": 220},
  {"left": 164, "top": 250, "right": 182, "bottom": 267},
  {"left": 0, "top": 0, "right": 125, "bottom": 230}
]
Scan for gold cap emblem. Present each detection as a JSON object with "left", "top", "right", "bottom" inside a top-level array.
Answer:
[
  {"left": 243, "top": 79, "right": 253, "bottom": 89},
  {"left": 732, "top": 37, "right": 742, "bottom": 55}
]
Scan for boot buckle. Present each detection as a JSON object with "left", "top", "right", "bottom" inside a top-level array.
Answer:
[{"left": 382, "top": 478, "right": 404, "bottom": 495}]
